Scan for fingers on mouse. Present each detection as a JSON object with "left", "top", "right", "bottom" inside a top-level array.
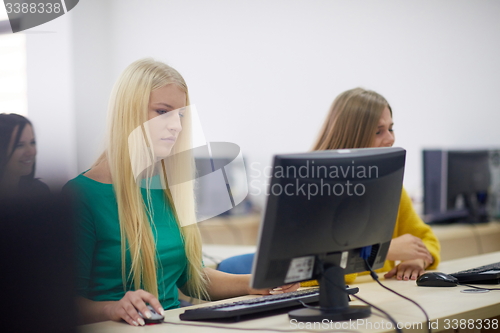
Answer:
[{"left": 139, "top": 305, "right": 165, "bottom": 324}]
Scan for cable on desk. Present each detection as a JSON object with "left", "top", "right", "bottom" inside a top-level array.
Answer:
[
  {"left": 460, "top": 284, "right": 500, "bottom": 291},
  {"left": 363, "top": 258, "right": 431, "bottom": 333},
  {"left": 339, "top": 289, "right": 403, "bottom": 333},
  {"left": 314, "top": 260, "right": 404, "bottom": 333},
  {"left": 299, "top": 290, "right": 403, "bottom": 333},
  {"left": 297, "top": 301, "right": 320, "bottom": 310},
  {"left": 162, "top": 320, "right": 359, "bottom": 332}
]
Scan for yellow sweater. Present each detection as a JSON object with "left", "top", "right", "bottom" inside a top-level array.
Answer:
[{"left": 301, "top": 188, "right": 441, "bottom": 286}]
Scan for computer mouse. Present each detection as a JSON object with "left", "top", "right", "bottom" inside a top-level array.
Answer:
[
  {"left": 139, "top": 305, "right": 164, "bottom": 324},
  {"left": 416, "top": 272, "right": 459, "bottom": 287}
]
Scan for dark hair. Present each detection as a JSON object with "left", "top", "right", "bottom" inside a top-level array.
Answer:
[{"left": 0, "top": 113, "right": 36, "bottom": 183}]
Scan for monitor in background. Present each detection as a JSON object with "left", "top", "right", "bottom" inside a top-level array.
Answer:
[
  {"left": 251, "top": 147, "right": 406, "bottom": 322},
  {"left": 0, "top": 194, "right": 77, "bottom": 333},
  {"left": 423, "top": 149, "right": 493, "bottom": 224},
  {"left": 193, "top": 142, "right": 252, "bottom": 221}
]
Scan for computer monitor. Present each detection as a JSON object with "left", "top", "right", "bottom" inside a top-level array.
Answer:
[
  {"left": 423, "top": 149, "right": 492, "bottom": 224},
  {"left": 250, "top": 147, "right": 405, "bottom": 322},
  {"left": 188, "top": 142, "right": 251, "bottom": 221},
  {"left": 194, "top": 155, "right": 250, "bottom": 219}
]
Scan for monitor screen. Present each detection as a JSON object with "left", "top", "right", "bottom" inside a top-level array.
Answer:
[
  {"left": 192, "top": 142, "right": 251, "bottom": 221},
  {"left": 423, "top": 149, "right": 492, "bottom": 224},
  {"left": 250, "top": 147, "right": 405, "bottom": 322}
]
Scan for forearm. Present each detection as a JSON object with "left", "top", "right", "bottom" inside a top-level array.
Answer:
[
  {"left": 203, "top": 267, "right": 252, "bottom": 301},
  {"left": 396, "top": 187, "right": 441, "bottom": 268},
  {"left": 76, "top": 296, "right": 114, "bottom": 325},
  {"left": 422, "top": 234, "right": 440, "bottom": 269}
]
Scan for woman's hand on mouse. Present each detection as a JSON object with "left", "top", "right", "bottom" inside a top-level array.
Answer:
[
  {"left": 386, "top": 234, "right": 433, "bottom": 264},
  {"left": 103, "top": 289, "right": 164, "bottom": 326},
  {"left": 384, "top": 259, "right": 426, "bottom": 281}
]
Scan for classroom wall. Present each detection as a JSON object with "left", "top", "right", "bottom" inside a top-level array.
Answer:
[
  {"left": 72, "top": 0, "right": 113, "bottom": 171},
  {"left": 25, "top": 13, "right": 77, "bottom": 189},
  {"left": 25, "top": 0, "right": 500, "bottom": 209}
]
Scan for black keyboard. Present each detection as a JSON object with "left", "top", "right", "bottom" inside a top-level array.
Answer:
[
  {"left": 450, "top": 261, "right": 500, "bottom": 284},
  {"left": 180, "top": 286, "right": 359, "bottom": 322}
]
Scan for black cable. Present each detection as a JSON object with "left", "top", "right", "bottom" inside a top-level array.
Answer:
[
  {"left": 316, "top": 260, "right": 403, "bottom": 333},
  {"left": 298, "top": 300, "right": 320, "bottom": 309},
  {"left": 162, "top": 320, "right": 359, "bottom": 332},
  {"left": 340, "top": 288, "right": 403, "bottom": 333},
  {"left": 460, "top": 283, "right": 500, "bottom": 291},
  {"left": 363, "top": 258, "right": 431, "bottom": 333}
]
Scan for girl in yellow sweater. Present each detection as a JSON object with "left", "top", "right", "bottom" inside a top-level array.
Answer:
[{"left": 306, "top": 87, "right": 440, "bottom": 284}]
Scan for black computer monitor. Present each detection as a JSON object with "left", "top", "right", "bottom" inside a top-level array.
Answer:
[
  {"left": 250, "top": 147, "right": 405, "bottom": 322},
  {"left": 423, "top": 149, "right": 492, "bottom": 224}
]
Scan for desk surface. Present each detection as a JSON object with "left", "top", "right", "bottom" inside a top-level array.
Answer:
[{"left": 79, "top": 252, "right": 500, "bottom": 333}]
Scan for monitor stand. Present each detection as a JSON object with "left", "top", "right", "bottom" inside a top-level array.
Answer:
[{"left": 289, "top": 265, "right": 371, "bottom": 322}]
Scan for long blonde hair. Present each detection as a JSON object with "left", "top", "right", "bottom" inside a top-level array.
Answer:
[
  {"left": 95, "top": 58, "right": 207, "bottom": 301},
  {"left": 313, "top": 88, "right": 392, "bottom": 150}
]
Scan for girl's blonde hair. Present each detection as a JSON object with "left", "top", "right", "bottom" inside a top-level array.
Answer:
[
  {"left": 95, "top": 58, "right": 207, "bottom": 301},
  {"left": 313, "top": 88, "right": 392, "bottom": 150}
]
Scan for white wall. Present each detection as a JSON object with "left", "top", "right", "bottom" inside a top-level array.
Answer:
[
  {"left": 25, "top": 11, "right": 77, "bottom": 189},
  {"left": 26, "top": 1, "right": 500, "bottom": 207},
  {"left": 24, "top": 0, "right": 112, "bottom": 187},
  {"left": 72, "top": 0, "right": 113, "bottom": 170}
]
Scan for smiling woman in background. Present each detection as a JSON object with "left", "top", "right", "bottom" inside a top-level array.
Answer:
[
  {"left": 310, "top": 87, "right": 440, "bottom": 282},
  {"left": 0, "top": 113, "right": 50, "bottom": 198}
]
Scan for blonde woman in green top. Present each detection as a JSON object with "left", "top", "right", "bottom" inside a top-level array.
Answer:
[{"left": 66, "top": 59, "right": 298, "bottom": 326}]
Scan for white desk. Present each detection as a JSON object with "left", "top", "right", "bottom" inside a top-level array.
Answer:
[{"left": 79, "top": 252, "right": 500, "bottom": 333}]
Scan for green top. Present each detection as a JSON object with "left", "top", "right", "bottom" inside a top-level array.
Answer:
[{"left": 64, "top": 174, "right": 189, "bottom": 310}]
